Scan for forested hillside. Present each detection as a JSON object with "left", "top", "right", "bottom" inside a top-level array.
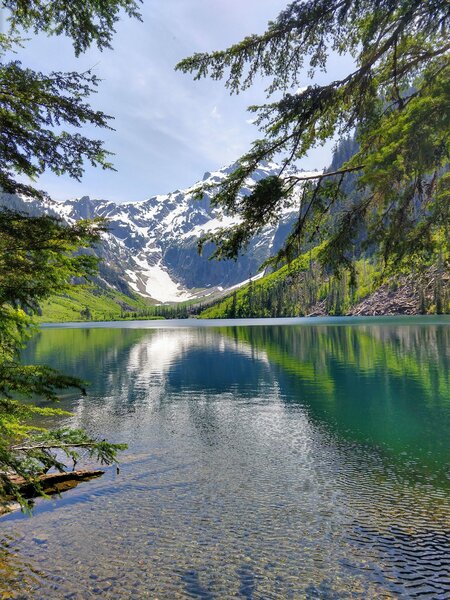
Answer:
[
  {"left": 200, "top": 134, "right": 449, "bottom": 319},
  {"left": 37, "top": 135, "right": 449, "bottom": 322},
  {"left": 200, "top": 249, "right": 449, "bottom": 318}
]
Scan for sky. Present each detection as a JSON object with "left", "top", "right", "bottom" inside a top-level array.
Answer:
[{"left": 11, "top": 1, "right": 355, "bottom": 203}]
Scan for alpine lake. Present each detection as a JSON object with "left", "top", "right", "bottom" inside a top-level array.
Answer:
[{"left": 1, "top": 316, "right": 449, "bottom": 599}]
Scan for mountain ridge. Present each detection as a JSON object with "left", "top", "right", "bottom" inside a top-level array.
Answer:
[{"left": 2, "top": 162, "right": 320, "bottom": 303}]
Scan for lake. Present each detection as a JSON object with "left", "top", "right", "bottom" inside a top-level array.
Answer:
[{"left": 1, "top": 316, "right": 449, "bottom": 599}]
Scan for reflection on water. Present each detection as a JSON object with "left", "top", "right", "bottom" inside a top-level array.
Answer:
[{"left": 1, "top": 317, "right": 449, "bottom": 598}]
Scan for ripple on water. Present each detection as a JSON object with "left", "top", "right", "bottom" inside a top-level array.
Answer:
[{"left": 0, "top": 321, "right": 449, "bottom": 599}]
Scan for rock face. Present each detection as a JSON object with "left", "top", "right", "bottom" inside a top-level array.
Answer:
[
  {"left": 348, "top": 281, "right": 419, "bottom": 316},
  {"left": 1, "top": 162, "right": 319, "bottom": 303},
  {"left": 348, "top": 269, "right": 448, "bottom": 316}
]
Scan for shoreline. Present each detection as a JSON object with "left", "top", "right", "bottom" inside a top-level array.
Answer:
[{"left": 39, "top": 314, "right": 450, "bottom": 329}]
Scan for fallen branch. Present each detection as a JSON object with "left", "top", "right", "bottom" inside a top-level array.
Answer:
[
  {"left": 7, "top": 468, "right": 104, "bottom": 491},
  {"left": 0, "top": 469, "right": 105, "bottom": 516},
  {"left": 12, "top": 442, "right": 104, "bottom": 452}
]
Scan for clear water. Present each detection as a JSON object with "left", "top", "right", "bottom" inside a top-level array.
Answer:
[{"left": 1, "top": 317, "right": 449, "bottom": 599}]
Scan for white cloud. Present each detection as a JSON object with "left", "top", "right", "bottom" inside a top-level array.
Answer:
[
  {"left": 11, "top": 0, "right": 355, "bottom": 202},
  {"left": 211, "top": 106, "right": 221, "bottom": 120}
]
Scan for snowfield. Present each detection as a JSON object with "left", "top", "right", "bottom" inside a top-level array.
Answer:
[{"left": 9, "top": 162, "right": 321, "bottom": 302}]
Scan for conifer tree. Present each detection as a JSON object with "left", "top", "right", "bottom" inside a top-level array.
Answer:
[
  {"left": 178, "top": 1, "right": 450, "bottom": 275},
  {"left": 0, "top": 1, "right": 141, "bottom": 508}
]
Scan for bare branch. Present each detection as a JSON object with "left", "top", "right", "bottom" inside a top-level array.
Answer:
[{"left": 286, "top": 164, "right": 364, "bottom": 183}]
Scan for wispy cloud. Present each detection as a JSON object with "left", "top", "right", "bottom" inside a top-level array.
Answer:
[{"left": 12, "top": 0, "right": 354, "bottom": 202}]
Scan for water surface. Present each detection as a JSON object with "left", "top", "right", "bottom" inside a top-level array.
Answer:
[{"left": 1, "top": 317, "right": 449, "bottom": 599}]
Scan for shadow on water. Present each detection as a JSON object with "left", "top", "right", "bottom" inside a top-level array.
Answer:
[
  {"left": 237, "top": 563, "right": 256, "bottom": 599},
  {"left": 181, "top": 570, "right": 215, "bottom": 600}
]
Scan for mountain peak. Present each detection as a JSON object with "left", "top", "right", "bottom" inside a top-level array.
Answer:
[{"left": 1, "top": 161, "right": 304, "bottom": 303}]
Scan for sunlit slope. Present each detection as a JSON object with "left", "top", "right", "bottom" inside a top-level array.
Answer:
[
  {"left": 200, "top": 245, "right": 378, "bottom": 318},
  {"left": 37, "top": 284, "right": 154, "bottom": 323}
]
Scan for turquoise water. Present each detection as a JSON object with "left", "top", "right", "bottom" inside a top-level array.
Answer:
[{"left": 1, "top": 317, "right": 449, "bottom": 598}]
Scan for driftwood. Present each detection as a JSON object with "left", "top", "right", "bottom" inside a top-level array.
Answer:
[
  {"left": 8, "top": 468, "right": 105, "bottom": 496},
  {"left": 305, "top": 268, "right": 449, "bottom": 317},
  {"left": 0, "top": 469, "right": 104, "bottom": 516}
]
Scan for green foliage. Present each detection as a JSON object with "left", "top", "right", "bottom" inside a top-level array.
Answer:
[
  {"left": 0, "top": 210, "right": 106, "bottom": 310},
  {"left": 0, "top": 61, "right": 116, "bottom": 198},
  {"left": 201, "top": 245, "right": 328, "bottom": 318},
  {"left": 0, "top": 425, "right": 127, "bottom": 509},
  {"left": 178, "top": 0, "right": 450, "bottom": 274},
  {"left": 198, "top": 175, "right": 288, "bottom": 260},
  {"left": 37, "top": 284, "right": 205, "bottom": 322},
  {"left": 0, "top": 2, "right": 141, "bottom": 509},
  {"left": 0, "top": 211, "right": 126, "bottom": 510},
  {"left": 4, "top": 0, "right": 142, "bottom": 56},
  {"left": 38, "top": 283, "right": 154, "bottom": 323},
  {"left": 200, "top": 245, "right": 448, "bottom": 319}
]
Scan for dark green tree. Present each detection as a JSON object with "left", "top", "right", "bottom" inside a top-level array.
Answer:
[
  {"left": 0, "top": 1, "right": 142, "bottom": 508},
  {"left": 4, "top": 0, "right": 142, "bottom": 57},
  {"left": 0, "top": 1, "right": 142, "bottom": 199},
  {"left": 177, "top": 0, "right": 450, "bottom": 275},
  {"left": 80, "top": 305, "right": 93, "bottom": 320},
  {"left": 0, "top": 210, "right": 127, "bottom": 508}
]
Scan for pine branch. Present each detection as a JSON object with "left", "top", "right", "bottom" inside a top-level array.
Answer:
[{"left": 286, "top": 165, "right": 364, "bottom": 183}]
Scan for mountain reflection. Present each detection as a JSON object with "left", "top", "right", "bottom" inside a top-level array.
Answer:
[{"left": 25, "top": 321, "right": 450, "bottom": 481}]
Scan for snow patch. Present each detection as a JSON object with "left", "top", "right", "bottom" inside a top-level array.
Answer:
[
  {"left": 132, "top": 256, "right": 194, "bottom": 302},
  {"left": 226, "top": 271, "right": 266, "bottom": 292}
]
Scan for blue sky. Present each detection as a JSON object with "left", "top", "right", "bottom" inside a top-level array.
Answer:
[{"left": 12, "top": 1, "right": 354, "bottom": 203}]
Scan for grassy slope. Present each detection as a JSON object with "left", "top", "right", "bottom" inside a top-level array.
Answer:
[{"left": 37, "top": 284, "right": 155, "bottom": 323}]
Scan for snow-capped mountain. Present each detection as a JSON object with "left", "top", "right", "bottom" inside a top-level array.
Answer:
[{"left": 2, "top": 162, "right": 319, "bottom": 303}]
